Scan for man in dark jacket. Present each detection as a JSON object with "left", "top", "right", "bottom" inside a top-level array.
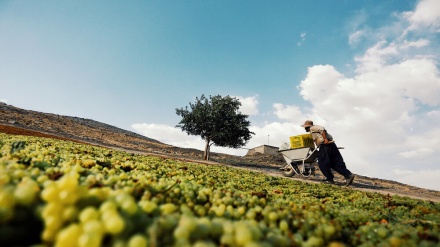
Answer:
[{"left": 301, "top": 120, "right": 355, "bottom": 186}]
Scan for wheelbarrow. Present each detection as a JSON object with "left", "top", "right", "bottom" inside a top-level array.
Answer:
[
  {"left": 278, "top": 146, "right": 345, "bottom": 177},
  {"left": 278, "top": 147, "right": 318, "bottom": 177}
]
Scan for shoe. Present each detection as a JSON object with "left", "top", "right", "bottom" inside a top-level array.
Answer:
[
  {"left": 321, "top": 179, "right": 335, "bottom": 184},
  {"left": 346, "top": 174, "right": 355, "bottom": 186}
]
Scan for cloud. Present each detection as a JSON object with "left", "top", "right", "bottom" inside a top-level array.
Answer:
[
  {"left": 273, "top": 103, "right": 304, "bottom": 122},
  {"left": 391, "top": 169, "right": 440, "bottom": 191},
  {"left": 398, "top": 147, "right": 434, "bottom": 159},
  {"left": 404, "top": 0, "right": 440, "bottom": 32},
  {"left": 0, "top": 99, "right": 8, "bottom": 103},
  {"left": 234, "top": 95, "right": 259, "bottom": 116},
  {"left": 131, "top": 123, "right": 204, "bottom": 149},
  {"left": 297, "top": 32, "right": 306, "bottom": 46},
  {"left": 348, "top": 30, "right": 366, "bottom": 46},
  {"left": 346, "top": 10, "right": 373, "bottom": 47}
]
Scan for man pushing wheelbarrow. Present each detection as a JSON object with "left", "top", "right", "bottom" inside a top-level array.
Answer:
[{"left": 301, "top": 120, "right": 355, "bottom": 186}]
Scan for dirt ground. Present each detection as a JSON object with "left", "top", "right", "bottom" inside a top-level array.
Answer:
[{"left": 1, "top": 103, "right": 439, "bottom": 203}]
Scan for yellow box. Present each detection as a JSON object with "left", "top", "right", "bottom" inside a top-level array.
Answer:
[{"left": 289, "top": 134, "right": 315, "bottom": 149}]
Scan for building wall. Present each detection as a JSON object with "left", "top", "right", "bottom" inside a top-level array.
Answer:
[{"left": 246, "top": 145, "right": 279, "bottom": 156}]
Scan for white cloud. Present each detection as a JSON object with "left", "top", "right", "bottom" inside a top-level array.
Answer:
[
  {"left": 0, "top": 99, "right": 8, "bottom": 103},
  {"left": 273, "top": 103, "right": 303, "bottom": 122},
  {"left": 297, "top": 32, "right": 306, "bottom": 46},
  {"left": 392, "top": 169, "right": 440, "bottom": 191},
  {"left": 398, "top": 147, "right": 434, "bottom": 159},
  {"left": 400, "top": 39, "right": 430, "bottom": 49},
  {"left": 348, "top": 30, "right": 366, "bottom": 46},
  {"left": 404, "top": 0, "right": 440, "bottom": 32},
  {"left": 234, "top": 95, "right": 259, "bottom": 116},
  {"left": 131, "top": 123, "right": 204, "bottom": 150}
]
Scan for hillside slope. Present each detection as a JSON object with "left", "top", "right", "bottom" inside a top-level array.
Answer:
[{"left": 1, "top": 102, "right": 439, "bottom": 202}]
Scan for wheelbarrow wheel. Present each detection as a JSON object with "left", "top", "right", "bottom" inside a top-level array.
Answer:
[
  {"left": 282, "top": 166, "right": 295, "bottom": 177},
  {"left": 281, "top": 162, "right": 299, "bottom": 177}
]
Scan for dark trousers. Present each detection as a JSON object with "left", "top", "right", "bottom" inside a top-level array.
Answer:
[{"left": 318, "top": 142, "right": 352, "bottom": 181}]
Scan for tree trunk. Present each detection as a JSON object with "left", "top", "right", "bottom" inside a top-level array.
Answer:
[
  {"left": 204, "top": 139, "right": 210, "bottom": 160},
  {"left": 207, "top": 144, "right": 211, "bottom": 160}
]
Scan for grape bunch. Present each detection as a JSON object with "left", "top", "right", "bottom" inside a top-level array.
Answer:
[{"left": 0, "top": 133, "right": 439, "bottom": 246}]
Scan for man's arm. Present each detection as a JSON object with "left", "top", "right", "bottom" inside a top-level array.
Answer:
[{"left": 322, "top": 130, "right": 329, "bottom": 144}]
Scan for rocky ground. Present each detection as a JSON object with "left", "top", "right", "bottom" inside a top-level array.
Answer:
[{"left": 1, "top": 102, "right": 439, "bottom": 202}]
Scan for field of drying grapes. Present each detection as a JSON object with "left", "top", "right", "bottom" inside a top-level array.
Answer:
[{"left": 0, "top": 133, "right": 439, "bottom": 247}]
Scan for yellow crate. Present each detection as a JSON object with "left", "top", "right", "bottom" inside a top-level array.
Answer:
[{"left": 289, "top": 134, "right": 315, "bottom": 149}]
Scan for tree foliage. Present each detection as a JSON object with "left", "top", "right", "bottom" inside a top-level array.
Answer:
[{"left": 176, "top": 94, "right": 254, "bottom": 160}]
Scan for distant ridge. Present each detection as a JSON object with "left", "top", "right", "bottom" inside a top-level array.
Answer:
[{"left": 0, "top": 103, "right": 163, "bottom": 145}]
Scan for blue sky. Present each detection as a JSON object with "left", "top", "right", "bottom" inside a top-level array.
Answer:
[{"left": 1, "top": 0, "right": 440, "bottom": 191}]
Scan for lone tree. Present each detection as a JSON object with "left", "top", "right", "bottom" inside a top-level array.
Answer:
[{"left": 176, "top": 94, "right": 254, "bottom": 160}]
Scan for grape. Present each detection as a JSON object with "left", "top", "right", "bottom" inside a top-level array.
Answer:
[
  {"left": 62, "top": 205, "right": 78, "bottom": 222},
  {"left": 78, "top": 232, "right": 102, "bottom": 247},
  {"left": 0, "top": 189, "right": 15, "bottom": 208},
  {"left": 103, "top": 212, "right": 125, "bottom": 234},
  {"left": 55, "top": 223, "right": 81, "bottom": 247},
  {"left": 139, "top": 200, "right": 157, "bottom": 214},
  {"left": 79, "top": 206, "right": 99, "bottom": 222},
  {"left": 234, "top": 222, "right": 257, "bottom": 246},
  {"left": 160, "top": 203, "right": 178, "bottom": 215},
  {"left": 41, "top": 184, "right": 60, "bottom": 202},
  {"left": 42, "top": 228, "right": 57, "bottom": 242},
  {"left": 127, "top": 234, "right": 148, "bottom": 247}
]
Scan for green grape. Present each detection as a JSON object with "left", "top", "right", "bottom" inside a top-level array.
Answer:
[
  {"left": 0, "top": 172, "right": 11, "bottom": 185},
  {"left": 268, "top": 211, "right": 278, "bottom": 222},
  {"left": 79, "top": 206, "right": 99, "bottom": 223},
  {"left": 139, "top": 200, "right": 157, "bottom": 214},
  {"left": 45, "top": 215, "right": 63, "bottom": 231},
  {"left": 127, "top": 234, "right": 148, "bottom": 247},
  {"left": 104, "top": 212, "right": 125, "bottom": 234},
  {"left": 42, "top": 227, "right": 57, "bottom": 242},
  {"left": 55, "top": 223, "right": 81, "bottom": 247},
  {"left": 62, "top": 205, "right": 78, "bottom": 222},
  {"left": 82, "top": 220, "right": 105, "bottom": 236},
  {"left": 99, "top": 200, "right": 118, "bottom": 213},
  {"left": 41, "top": 184, "right": 60, "bottom": 202},
  {"left": 78, "top": 232, "right": 102, "bottom": 247},
  {"left": 234, "top": 222, "right": 256, "bottom": 246},
  {"left": 193, "top": 240, "right": 216, "bottom": 247},
  {"left": 0, "top": 189, "right": 15, "bottom": 209},
  {"left": 279, "top": 219, "right": 289, "bottom": 233},
  {"left": 58, "top": 189, "right": 79, "bottom": 205}
]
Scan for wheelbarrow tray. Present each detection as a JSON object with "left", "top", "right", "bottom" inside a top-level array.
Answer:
[
  {"left": 278, "top": 147, "right": 318, "bottom": 165},
  {"left": 278, "top": 147, "right": 318, "bottom": 177}
]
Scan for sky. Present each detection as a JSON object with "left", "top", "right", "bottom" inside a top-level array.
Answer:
[{"left": 1, "top": 0, "right": 439, "bottom": 191}]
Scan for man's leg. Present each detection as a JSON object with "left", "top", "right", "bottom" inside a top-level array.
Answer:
[
  {"left": 329, "top": 143, "right": 355, "bottom": 185},
  {"left": 328, "top": 143, "right": 351, "bottom": 177},
  {"left": 318, "top": 145, "right": 334, "bottom": 182}
]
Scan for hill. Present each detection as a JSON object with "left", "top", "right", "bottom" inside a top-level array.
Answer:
[{"left": 0, "top": 102, "right": 439, "bottom": 202}]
